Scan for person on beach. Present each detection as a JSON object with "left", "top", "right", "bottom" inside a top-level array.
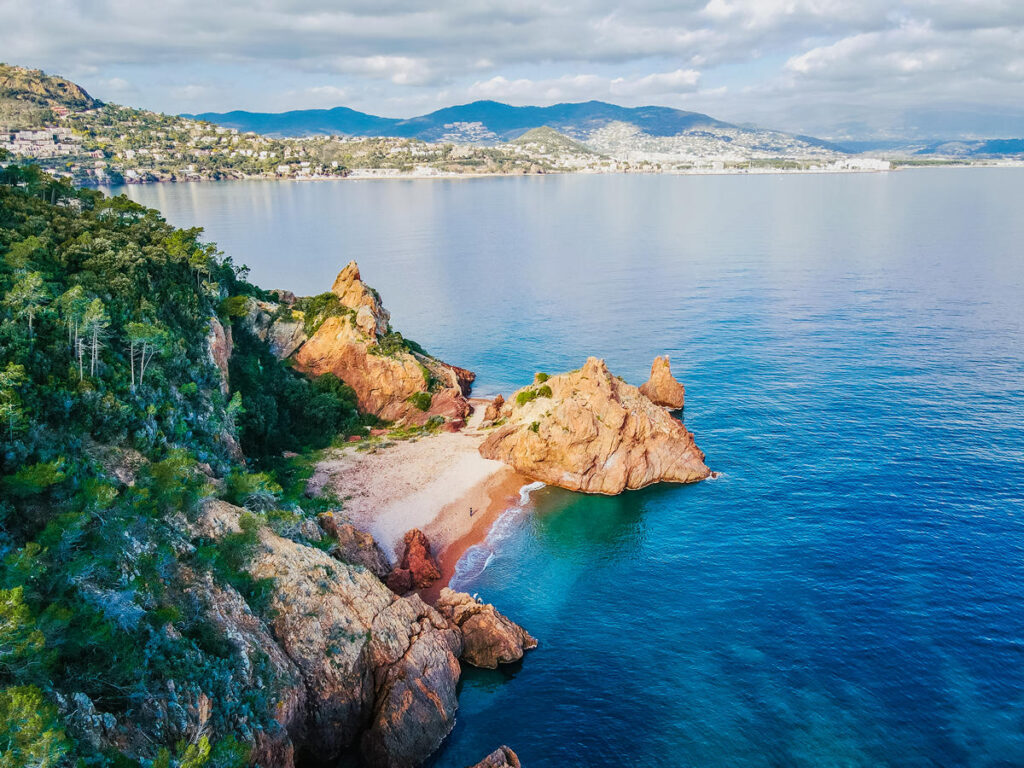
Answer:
[{"left": 469, "top": 507, "right": 474, "bottom": 517}]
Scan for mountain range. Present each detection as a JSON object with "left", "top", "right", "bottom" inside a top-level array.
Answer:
[{"left": 187, "top": 100, "right": 841, "bottom": 151}]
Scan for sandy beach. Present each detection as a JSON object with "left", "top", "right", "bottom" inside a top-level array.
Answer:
[{"left": 309, "top": 400, "right": 532, "bottom": 583}]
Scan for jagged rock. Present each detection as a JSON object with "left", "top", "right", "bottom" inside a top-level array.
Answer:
[
  {"left": 318, "top": 512, "right": 392, "bottom": 579},
  {"left": 360, "top": 594, "right": 463, "bottom": 768},
  {"left": 242, "top": 299, "right": 307, "bottom": 359},
  {"left": 639, "top": 355, "right": 685, "bottom": 409},
  {"left": 435, "top": 588, "right": 537, "bottom": 669},
  {"left": 270, "top": 289, "right": 297, "bottom": 306},
  {"left": 293, "top": 262, "right": 472, "bottom": 425},
  {"left": 468, "top": 746, "right": 522, "bottom": 768},
  {"left": 206, "top": 316, "right": 233, "bottom": 395},
  {"left": 483, "top": 394, "right": 504, "bottom": 423},
  {"left": 195, "top": 501, "right": 462, "bottom": 766},
  {"left": 479, "top": 357, "right": 710, "bottom": 494},
  {"left": 388, "top": 529, "right": 442, "bottom": 593},
  {"left": 331, "top": 261, "right": 391, "bottom": 337}
]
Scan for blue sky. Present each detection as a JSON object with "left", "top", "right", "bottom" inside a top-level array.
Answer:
[{"left": 3, "top": 0, "right": 1024, "bottom": 139}]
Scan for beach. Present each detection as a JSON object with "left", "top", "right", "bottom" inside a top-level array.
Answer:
[{"left": 308, "top": 399, "right": 532, "bottom": 589}]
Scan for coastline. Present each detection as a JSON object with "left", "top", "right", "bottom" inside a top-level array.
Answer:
[{"left": 309, "top": 399, "right": 533, "bottom": 592}]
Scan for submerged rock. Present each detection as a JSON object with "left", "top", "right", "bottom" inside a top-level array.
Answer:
[
  {"left": 293, "top": 261, "right": 472, "bottom": 425},
  {"left": 387, "top": 528, "right": 442, "bottom": 593},
  {"left": 435, "top": 588, "right": 537, "bottom": 669},
  {"left": 639, "top": 355, "right": 685, "bottom": 409},
  {"left": 468, "top": 746, "right": 522, "bottom": 768},
  {"left": 479, "top": 357, "right": 710, "bottom": 494}
]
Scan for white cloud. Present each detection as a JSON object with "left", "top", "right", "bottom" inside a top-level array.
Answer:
[{"left": 1, "top": 0, "right": 1022, "bottom": 136}]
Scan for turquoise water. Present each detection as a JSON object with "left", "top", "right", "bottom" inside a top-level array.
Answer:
[{"left": 115, "top": 170, "right": 1024, "bottom": 766}]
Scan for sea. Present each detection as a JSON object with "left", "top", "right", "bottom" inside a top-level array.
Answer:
[{"left": 111, "top": 169, "right": 1024, "bottom": 767}]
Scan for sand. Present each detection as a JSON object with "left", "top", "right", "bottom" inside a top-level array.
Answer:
[{"left": 309, "top": 399, "right": 532, "bottom": 572}]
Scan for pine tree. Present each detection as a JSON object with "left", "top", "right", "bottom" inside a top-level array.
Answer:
[
  {"left": 80, "top": 298, "right": 110, "bottom": 378},
  {"left": 3, "top": 272, "right": 48, "bottom": 338}
]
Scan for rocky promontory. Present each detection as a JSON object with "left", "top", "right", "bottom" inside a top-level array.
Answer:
[{"left": 480, "top": 357, "right": 710, "bottom": 493}]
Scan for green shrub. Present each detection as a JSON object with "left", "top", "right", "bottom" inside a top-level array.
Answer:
[
  {"left": 0, "top": 686, "right": 70, "bottom": 768},
  {"left": 218, "top": 296, "right": 250, "bottom": 319},
  {"left": 516, "top": 389, "right": 539, "bottom": 407},
  {"left": 535, "top": 372, "right": 549, "bottom": 383},
  {"left": 407, "top": 391, "right": 432, "bottom": 411},
  {"left": 537, "top": 385, "right": 553, "bottom": 398}
]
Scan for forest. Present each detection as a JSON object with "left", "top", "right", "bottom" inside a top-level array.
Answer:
[{"left": 0, "top": 151, "right": 366, "bottom": 767}]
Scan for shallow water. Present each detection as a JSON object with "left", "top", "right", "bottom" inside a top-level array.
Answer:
[{"left": 115, "top": 169, "right": 1024, "bottom": 767}]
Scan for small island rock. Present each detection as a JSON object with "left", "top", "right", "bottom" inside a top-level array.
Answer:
[
  {"left": 468, "top": 746, "right": 522, "bottom": 768},
  {"left": 479, "top": 357, "right": 709, "bottom": 494}
]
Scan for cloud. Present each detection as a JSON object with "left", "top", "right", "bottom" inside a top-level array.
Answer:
[
  {"left": 1, "top": 0, "right": 1022, "bottom": 136},
  {"left": 466, "top": 69, "right": 700, "bottom": 104}
]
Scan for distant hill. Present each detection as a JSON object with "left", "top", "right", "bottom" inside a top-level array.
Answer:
[
  {"left": 189, "top": 99, "right": 742, "bottom": 142},
  {"left": 0, "top": 62, "right": 98, "bottom": 110},
  {"left": 510, "top": 126, "right": 599, "bottom": 154}
]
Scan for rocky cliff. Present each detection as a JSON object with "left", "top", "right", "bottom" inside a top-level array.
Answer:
[
  {"left": 292, "top": 262, "right": 473, "bottom": 425},
  {"left": 190, "top": 502, "right": 534, "bottom": 767},
  {"left": 480, "top": 357, "right": 710, "bottom": 493}
]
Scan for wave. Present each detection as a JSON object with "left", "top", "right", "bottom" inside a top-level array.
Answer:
[{"left": 450, "top": 481, "right": 545, "bottom": 590}]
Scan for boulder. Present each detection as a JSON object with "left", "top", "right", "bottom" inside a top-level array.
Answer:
[
  {"left": 639, "top": 355, "right": 685, "bottom": 409},
  {"left": 435, "top": 588, "right": 537, "bottom": 669},
  {"left": 479, "top": 357, "right": 710, "bottom": 494},
  {"left": 387, "top": 529, "right": 441, "bottom": 593},
  {"left": 318, "top": 512, "right": 392, "bottom": 580},
  {"left": 468, "top": 746, "right": 522, "bottom": 768},
  {"left": 483, "top": 395, "right": 504, "bottom": 423},
  {"left": 292, "top": 262, "right": 473, "bottom": 424}
]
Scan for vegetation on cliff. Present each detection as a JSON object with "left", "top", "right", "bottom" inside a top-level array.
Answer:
[{"left": 0, "top": 162, "right": 371, "bottom": 766}]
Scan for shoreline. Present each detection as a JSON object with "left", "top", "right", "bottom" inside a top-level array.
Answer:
[
  {"left": 90, "top": 161, "right": 1024, "bottom": 189},
  {"left": 309, "top": 399, "right": 533, "bottom": 593}
]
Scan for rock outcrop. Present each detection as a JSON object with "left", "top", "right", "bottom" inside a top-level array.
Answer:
[
  {"left": 639, "top": 355, "right": 685, "bottom": 409},
  {"left": 479, "top": 357, "right": 710, "bottom": 494},
  {"left": 435, "top": 588, "right": 537, "bottom": 669},
  {"left": 293, "top": 262, "right": 472, "bottom": 425},
  {"left": 387, "top": 528, "right": 442, "bottom": 594},
  {"left": 242, "top": 298, "right": 307, "bottom": 359},
  {"left": 318, "top": 512, "right": 392, "bottom": 580},
  {"left": 195, "top": 501, "right": 462, "bottom": 768},
  {"left": 468, "top": 746, "right": 522, "bottom": 768},
  {"left": 483, "top": 394, "right": 504, "bottom": 423}
]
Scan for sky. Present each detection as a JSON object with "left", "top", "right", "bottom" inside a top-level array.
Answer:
[{"left": 2, "top": 0, "right": 1024, "bottom": 139}]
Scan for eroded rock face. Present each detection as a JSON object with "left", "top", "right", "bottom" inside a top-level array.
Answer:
[
  {"left": 435, "top": 588, "right": 537, "bottom": 669},
  {"left": 469, "top": 746, "right": 522, "bottom": 768},
  {"left": 387, "top": 529, "right": 442, "bottom": 593},
  {"left": 479, "top": 357, "right": 710, "bottom": 494},
  {"left": 242, "top": 299, "right": 307, "bottom": 359},
  {"left": 195, "top": 501, "right": 462, "bottom": 767},
  {"left": 206, "top": 316, "right": 233, "bottom": 395},
  {"left": 293, "top": 262, "right": 472, "bottom": 425},
  {"left": 361, "top": 594, "right": 463, "bottom": 768},
  {"left": 318, "top": 512, "right": 392, "bottom": 579},
  {"left": 639, "top": 355, "right": 685, "bottom": 409}
]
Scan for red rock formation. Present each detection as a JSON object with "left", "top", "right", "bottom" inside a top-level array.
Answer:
[
  {"left": 387, "top": 529, "right": 442, "bottom": 593},
  {"left": 292, "top": 262, "right": 472, "bottom": 425},
  {"left": 480, "top": 357, "right": 710, "bottom": 494},
  {"left": 483, "top": 394, "right": 504, "bottom": 423},
  {"left": 639, "top": 355, "right": 686, "bottom": 409},
  {"left": 435, "top": 588, "right": 537, "bottom": 669}
]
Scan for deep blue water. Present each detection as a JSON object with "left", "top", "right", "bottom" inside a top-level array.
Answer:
[{"left": 115, "top": 170, "right": 1024, "bottom": 767}]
